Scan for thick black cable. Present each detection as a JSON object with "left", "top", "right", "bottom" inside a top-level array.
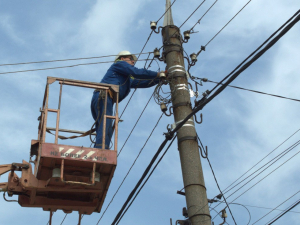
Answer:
[
  {"left": 95, "top": 113, "right": 163, "bottom": 225},
  {"left": 114, "top": 136, "right": 177, "bottom": 225},
  {"left": 117, "top": 93, "right": 153, "bottom": 157},
  {"left": 179, "top": 0, "right": 206, "bottom": 29},
  {"left": 203, "top": 79, "right": 300, "bottom": 103},
  {"left": 252, "top": 190, "right": 300, "bottom": 224},
  {"left": 267, "top": 199, "right": 300, "bottom": 225},
  {"left": 0, "top": 52, "right": 152, "bottom": 67}
]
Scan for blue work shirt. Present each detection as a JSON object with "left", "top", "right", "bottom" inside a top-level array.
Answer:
[{"left": 100, "top": 61, "right": 159, "bottom": 102}]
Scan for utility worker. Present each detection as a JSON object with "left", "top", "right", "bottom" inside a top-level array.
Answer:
[{"left": 91, "top": 50, "right": 161, "bottom": 149}]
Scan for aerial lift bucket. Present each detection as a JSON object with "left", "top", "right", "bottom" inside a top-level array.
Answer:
[{"left": 0, "top": 77, "right": 119, "bottom": 223}]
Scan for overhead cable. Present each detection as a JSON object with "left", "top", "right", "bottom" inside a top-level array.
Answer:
[
  {"left": 117, "top": 93, "right": 154, "bottom": 157},
  {"left": 224, "top": 139, "right": 300, "bottom": 196},
  {"left": 179, "top": 0, "right": 206, "bottom": 28},
  {"left": 221, "top": 128, "right": 300, "bottom": 193},
  {"left": 189, "top": 0, "right": 219, "bottom": 32},
  {"left": 0, "top": 52, "right": 152, "bottom": 67},
  {"left": 196, "top": 135, "right": 237, "bottom": 225},
  {"left": 252, "top": 190, "right": 300, "bottom": 224},
  {"left": 210, "top": 140, "right": 300, "bottom": 220},
  {"left": 229, "top": 147, "right": 300, "bottom": 204},
  {"left": 0, "top": 59, "right": 151, "bottom": 75},
  {"left": 95, "top": 113, "right": 163, "bottom": 225},
  {"left": 60, "top": 214, "right": 68, "bottom": 225},
  {"left": 243, "top": 204, "right": 300, "bottom": 214},
  {"left": 110, "top": 135, "right": 175, "bottom": 224},
  {"left": 267, "top": 199, "right": 300, "bottom": 225},
  {"left": 202, "top": 79, "right": 300, "bottom": 103},
  {"left": 196, "top": 9, "right": 300, "bottom": 108},
  {"left": 113, "top": 136, "right": 177, "bottom": 225},
  {"left": 197, "top": 0, "right": 253, "bottom": 55}
]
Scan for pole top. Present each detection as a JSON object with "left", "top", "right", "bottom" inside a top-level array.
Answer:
[{"left": 163, "top": 0, "right": 174, "bottom": 27}]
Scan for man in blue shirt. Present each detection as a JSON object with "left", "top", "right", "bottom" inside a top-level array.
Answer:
[{"left": 91, "top": 51, "right": 160, "bottom": 149}]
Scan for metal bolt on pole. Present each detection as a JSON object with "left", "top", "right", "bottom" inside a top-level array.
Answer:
[{"left": 161, "top": 1, "right": 211, "bottom": 224}]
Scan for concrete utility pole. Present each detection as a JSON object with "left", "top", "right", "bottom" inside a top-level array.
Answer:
[{"left": 161, "top": 1, "right": 211, "bottom": 224}]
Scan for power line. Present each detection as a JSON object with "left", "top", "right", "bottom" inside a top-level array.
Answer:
[
  {"left": 60, "top": 214, "right": 68, "bottom": 225},
  {"left": 199, "top": 9, "right": 300, "bottom": 96},
  {"left": 117, "top": 92, "right": 154, "bottom": 157},
  {"left": 229, "top": 147, "right": 300, "bottom": 204},
  {"left": 0, "top": 58, "right": 151, "bottom": 75},
  {"left": 113, "top": 136, "right": 177, "bottom": 225},
  {"left": 200, "top": 79, "right": 300, "bottom": 103},
  {"left": 0, "top": 52, "right": 152, "bottom": 67},
  {"left": 252, "top": 190, "right": 300, "bottom": 224},
  {"left": 199, "top": 0, "right": 253, "bottom": 53},
  {"left": 221, "top": 128, "right": 300, "bottom": 194},
  {"left": 196, "top": 134, "right": 237, "bottom": 225},
  {"left": 267, "top": 199, "right": 300, "bottom": 225},
  {"left": 95, "top": 113, "right": 163, "bottom": 225},
  {"left": 189, "top": 0, "right": 219, "bottom": 32},
  {"left": 196, "top": 9, "right": 300, "bottom": 109},
  {"left": 243, "top": 204, "right": 300, "bottom": 214},
  {"left": 223, "top": 139, "right": 300, "bottom": 196},
  {"left": 179, "top": 0, "right": 206, "bottom": 29}
]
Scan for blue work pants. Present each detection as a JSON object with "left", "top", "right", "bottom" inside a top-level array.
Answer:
[{"left": 91, "top": 91, "right": 114, "bottom": 149}]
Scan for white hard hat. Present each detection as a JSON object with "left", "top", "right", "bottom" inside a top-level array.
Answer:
[{"left": 115, "top": 50, "right": 138, "bottom": 62}]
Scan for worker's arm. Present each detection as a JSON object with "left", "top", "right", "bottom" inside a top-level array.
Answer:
[
  {"left": 113, "top": 61, "right": 158, "bottom": 80},
  {"left": 130, "top": 76, "right": 160, "bottom": 88}
]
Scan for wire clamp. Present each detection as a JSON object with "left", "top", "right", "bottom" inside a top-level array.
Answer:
[{"left": 164, "top": 131, "right": 174, "bottom": 140}]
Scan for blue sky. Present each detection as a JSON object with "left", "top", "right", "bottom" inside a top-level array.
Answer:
[{"left": 1, "top": 0, "right": 300, "bottom": 224}]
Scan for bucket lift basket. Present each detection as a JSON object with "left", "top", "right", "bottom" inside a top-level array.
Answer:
[{"left": 0, "top": 77, "right": 119, "bottom": 217}]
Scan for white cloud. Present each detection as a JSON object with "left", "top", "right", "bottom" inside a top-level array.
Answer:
[{"left": 0, "top": 14, "right": 25, "bottom": 45}]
